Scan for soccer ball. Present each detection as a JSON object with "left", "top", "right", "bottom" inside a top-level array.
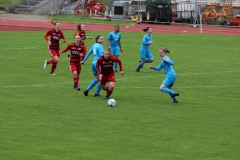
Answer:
[{"left": 107, "top": 99, "right": 116, "bottom": 107}]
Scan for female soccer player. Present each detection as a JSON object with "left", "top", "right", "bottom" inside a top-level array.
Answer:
[
  {"left": 72, "top": 23, "right": 93, "bottom": 59},
  {"left": 148, "top": 47, "right": 179, "bottom": 103},
  {"left": 107, "top": 24, "right": 123, "bottom": 72},
  {"left": 43, "top": 21, "right": 66, "bottom": 75},
  {"left": 135, "top": 27, "right": 154, "bottom": 72},
  {"left": 96, "top": 49, "right": 123, "bottom": 100},
  {"left": 81, "top": 35, "right": 104, "bottom": 97},
  {"left": 60, "top": 35, "right": 84, "bottom": 91}
]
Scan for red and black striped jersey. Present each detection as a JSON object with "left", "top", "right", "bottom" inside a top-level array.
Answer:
[
  {"left": 62, "top": 43, "right": 83, "bottom": 65},
  {"left": 44, "top": 28, "right": 65, "bottom": 50},
  {"left": 74, "top": 30, "right": 86, "bottom": 40}
]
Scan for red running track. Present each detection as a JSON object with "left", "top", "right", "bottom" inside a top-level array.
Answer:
[{"left": 0, "top": 18, "right": 240, "bottom": 36}]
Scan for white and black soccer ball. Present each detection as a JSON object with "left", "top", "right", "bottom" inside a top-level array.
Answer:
[{"left": 107, "top": 99, "right": 116, "bottom": 107}]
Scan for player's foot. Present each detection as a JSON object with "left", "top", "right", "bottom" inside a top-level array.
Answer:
[
  {"left": 135, "top": 69, "right": 140, "bottom": 72},
  {"left": 105, "top": 96, "right": 110, "bottom": 100},
  {"left": 73, "top": 84, "right": 80, "bottom": 91},
  {"left": 171, "top": 93, "right": 179, "bottom": 97},
  {"left": 83, "top": 90, "right": 89, "bottom": 96},
  {"left": 173, "top": 100, "right": 179, "bottom": 103},
  {"left": 50, "top": 73, "right": 55, "bottom": 75},
  {"left": 94, "top": 94, "right": 100, "bottom": 97},
  {"left": 114, "top": 70, "right": 117, "bottom": 72},
  {"left": 44, "top": 60, "right": 48, "bottom": 69}
]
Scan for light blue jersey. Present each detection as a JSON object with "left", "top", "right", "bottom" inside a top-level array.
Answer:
[
  {"left": 83, "top": 42, "right": 104, "bottom": 76},
  {"left": 141, "top": 34, "right": 152, "bottom": 50},
  {"left": 153, "top": 55, "right": 176, "bottom": 86},
  {"left": 108, "top": 31, "right": 121, "bottom": 56}
]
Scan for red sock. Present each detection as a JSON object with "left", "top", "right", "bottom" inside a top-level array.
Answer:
[
  {"left": 107, "top": 87, "right": 113, "bottom": 97},
  {"left": 73, "top": 76, "right": 78, "bottom": 86},
  {"left": 50, "top": 63, "right": 57, "bottom": 74}
]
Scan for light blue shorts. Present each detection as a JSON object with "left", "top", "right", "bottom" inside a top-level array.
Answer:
[
  {"left": 110, "top": 46, "right": 120, "bottom": 56},
  {"left": 162, "top": 74, "right": 177, "bottom": 87},
  {"left": 140, "top": 48, "right": 153, "bottom": 60}
]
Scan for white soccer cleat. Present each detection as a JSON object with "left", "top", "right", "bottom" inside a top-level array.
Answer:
[
  {"left": 50, "top": 73, "right": 55, "bottom": 76},
  {"left": 44, "top": 60, "right": 48, "bottom": 69}
]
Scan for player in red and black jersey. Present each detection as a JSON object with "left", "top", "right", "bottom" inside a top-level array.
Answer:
[
  {"left": 43, "top": 22, "right": 66, "bottom": 75},
  {"left": 72, "top": 23, "right": 93, "bottom": 59},
  {"left": 60, "top": 35, "right": 84, "bottom": 91},
  {"left": 96, "top": 49, "right": 123, "bottom": 100}
]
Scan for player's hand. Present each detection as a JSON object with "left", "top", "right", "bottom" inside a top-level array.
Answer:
[
  {"left": 120, "top": 71, "right": 123, "bottom": 76},
  {"left": 62, "top": 39, "right": 66, "bottom": 43},
  {"left": 120, "top": 49, "right": 123, "bottom": 52},
  {"left": 162, "top": 57, "right": 167, "bottom": 62},
  {"left": 59, "top": 51, "right": 62, "bottom": 54},
  {"left": 89, "top": 36, "right": 93, "bottom": 39},
  {"left": 99, "top": 74, "right": 103, "bottom": 80},
  {"left": 48, "top": 41, "right": 51, "bottom": 45},
  {"left": 148, "top": 65, "right": 153, "bottom": 69},
  {"left": 80, "top": 61, "right": 84, "bottom": 64}
]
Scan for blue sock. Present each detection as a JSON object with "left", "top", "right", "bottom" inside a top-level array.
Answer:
[
  {"left": 160, "top": 88, "right": 174, "bottom": 95},
  {"left": 114, "top": 62, "right": 118, "bottom": 71},
  {"left": 87, "top": 79, "right": 98, "bottom": 91},
  {"left": 136, "top": 62, "right": 143, "bottom": 70},
  {"left": 169, "top": 93, "right": 177, "bottom": 101},
  {"left": 145, "top": 59, "right": 151, "bottom": 63},
  {"left": 95, "top": 82, "right": 101, "bottom": 94}
]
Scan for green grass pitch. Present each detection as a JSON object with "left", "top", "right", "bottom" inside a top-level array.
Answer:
[{"left": 0, "top": 30, "right": 239, "bottom": 160}]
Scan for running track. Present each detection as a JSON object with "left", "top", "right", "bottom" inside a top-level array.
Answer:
[{"left": 0, "top": 18, "right": 240, "bottom": 36}]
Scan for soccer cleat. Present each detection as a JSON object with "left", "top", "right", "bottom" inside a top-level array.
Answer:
[
  {"left": 171, "top": 93, "right": 179, "bottom": 97},
  {"left": 44, "top": 60, "right": 48, "bottom": 69},
  {"left": 83, "top": 90, "right": 89, "bottom": 96},
  {"left": 173, "top": 100, "right": 179, "bottom": 103},
  {"left": 105, "top": 96, "right": 110, "bottom": 100},
  {"left": 94, "top": 94, "right": 100, "bottom": 97},
  {"left": 49, "top": 73, "right": 55, "bottom": 75},
  {"left": 135, "top": 69, "right": 140, "bottom": 72},
  {"left": 73, "top": 84, "right": 80, "bottom": 91}
]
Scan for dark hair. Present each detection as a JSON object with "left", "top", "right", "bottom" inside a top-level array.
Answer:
[
  {"left": 95, "top": 35, "right": 102, "bottom": 42},
  {"left": 50, "top": 21, "right": 59, "bottom": 25},
  {"left": 114, "top": 24, "right": 120, "bottom": 32},
  {"left": 143, "top": 27, "right": 150, "bottom": 32},
  {"left": 160, "top": 47, "right": 171, "bottom": 54},
  {"left": 77, "top": 23, "right": 83, "bottom": 31}
]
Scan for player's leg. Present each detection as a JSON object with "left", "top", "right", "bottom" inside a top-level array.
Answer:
[
  {"left": 83, "top": 61, "right": 99, "bottom": 96},
  {"left": 113, "top": 47, "right": 120, "bottom": 72},
  {"left": 145, "top": 51, "right": 154, "bottom": 63},
  {"left": 106, "top": 73, "right": 116, "bottom": 99},
  {"left": 136, "top": 49, "right": 146, "bottom": 72}
]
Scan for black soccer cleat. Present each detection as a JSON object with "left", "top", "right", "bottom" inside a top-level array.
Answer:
[
  {"left": 135, "top": 69, "right": 140, "bottom": 72},
  {"left": 94, "top": 94, "right": 100, "bottom": 97},
  {"left": 171, "top": 93, "right": 179, "bottom": 97},
  {"left": 83, "top": 90, "right": 89, "bottom": 96}
]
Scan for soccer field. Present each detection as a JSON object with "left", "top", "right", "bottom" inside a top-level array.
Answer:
[{"left": 0, "top": 30, "right": 239, "bottom": 159}]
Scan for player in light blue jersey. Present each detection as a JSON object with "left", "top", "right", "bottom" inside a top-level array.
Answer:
[
  {"left": 107, "top": 24, "right": 123, "bottom": 72},
  {"left": 81, "top": 35, "right": 104, "bottom": 97},
  {"left": 148, "top": 47, "right": 180, "bottom": 103},
  {"left": 136, "top": 27, "right": 154, "bottom": 72}
]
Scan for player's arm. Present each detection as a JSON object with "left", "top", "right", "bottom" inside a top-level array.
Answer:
[
  {"left": 107, "top": 33, "right": 111, "bottom": 49},
  {"left": 44, "top": 30, "right": 51, "bottom": 41},
  {"left": 60, "top": 44, "right": 71, "bottom": 53},
  {"left": 148, "top": 62, "right": 163, "bottom": 71},
  {"left": 60, "top": 31, "right": 66, "bottom": 43},
  {"left": 162, "top": 57, "right": 174, "bottom": 66},
  {"left": 81, "top": 47, "right": 93, "bottom": 63},
  {"left": 142, "top": 35, "right": 149, "bottom": 45},
  {"left": 96, "top": 58, "right": 103, "bottom": 79},
  {"left": 113, "top": 57, "right": 123, "bottom": 76}
]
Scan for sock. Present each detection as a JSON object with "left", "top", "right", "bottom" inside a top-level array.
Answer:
[
  {"left": 50, "top": 63, "right": 57, "bottom": 74},
  {"left": 136, "top": 62, "right": 143, "bottom": 70},
  {"left": 160, "top": 88, "right": 174, "bottom": 95},
  {"left": 107, "top": 87, "right": 113, "bottom": 97},
  {"left": 114, "top": 62, "right": 118, "bottom": 71},
  {"left": 73, "top": 76, "right": 78, "bottom": 87},
  {"left": 86, "top": 79, "right": 98, "bottom": 91},
  {"left": 48, "top": 59, "right": 54, "bottom": 64},
  {"left": 95, "top": 82, "right": 101, "bottom": 95},
  {"left": 145, "top": 59, "right": 151, "bottom": 63}
]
